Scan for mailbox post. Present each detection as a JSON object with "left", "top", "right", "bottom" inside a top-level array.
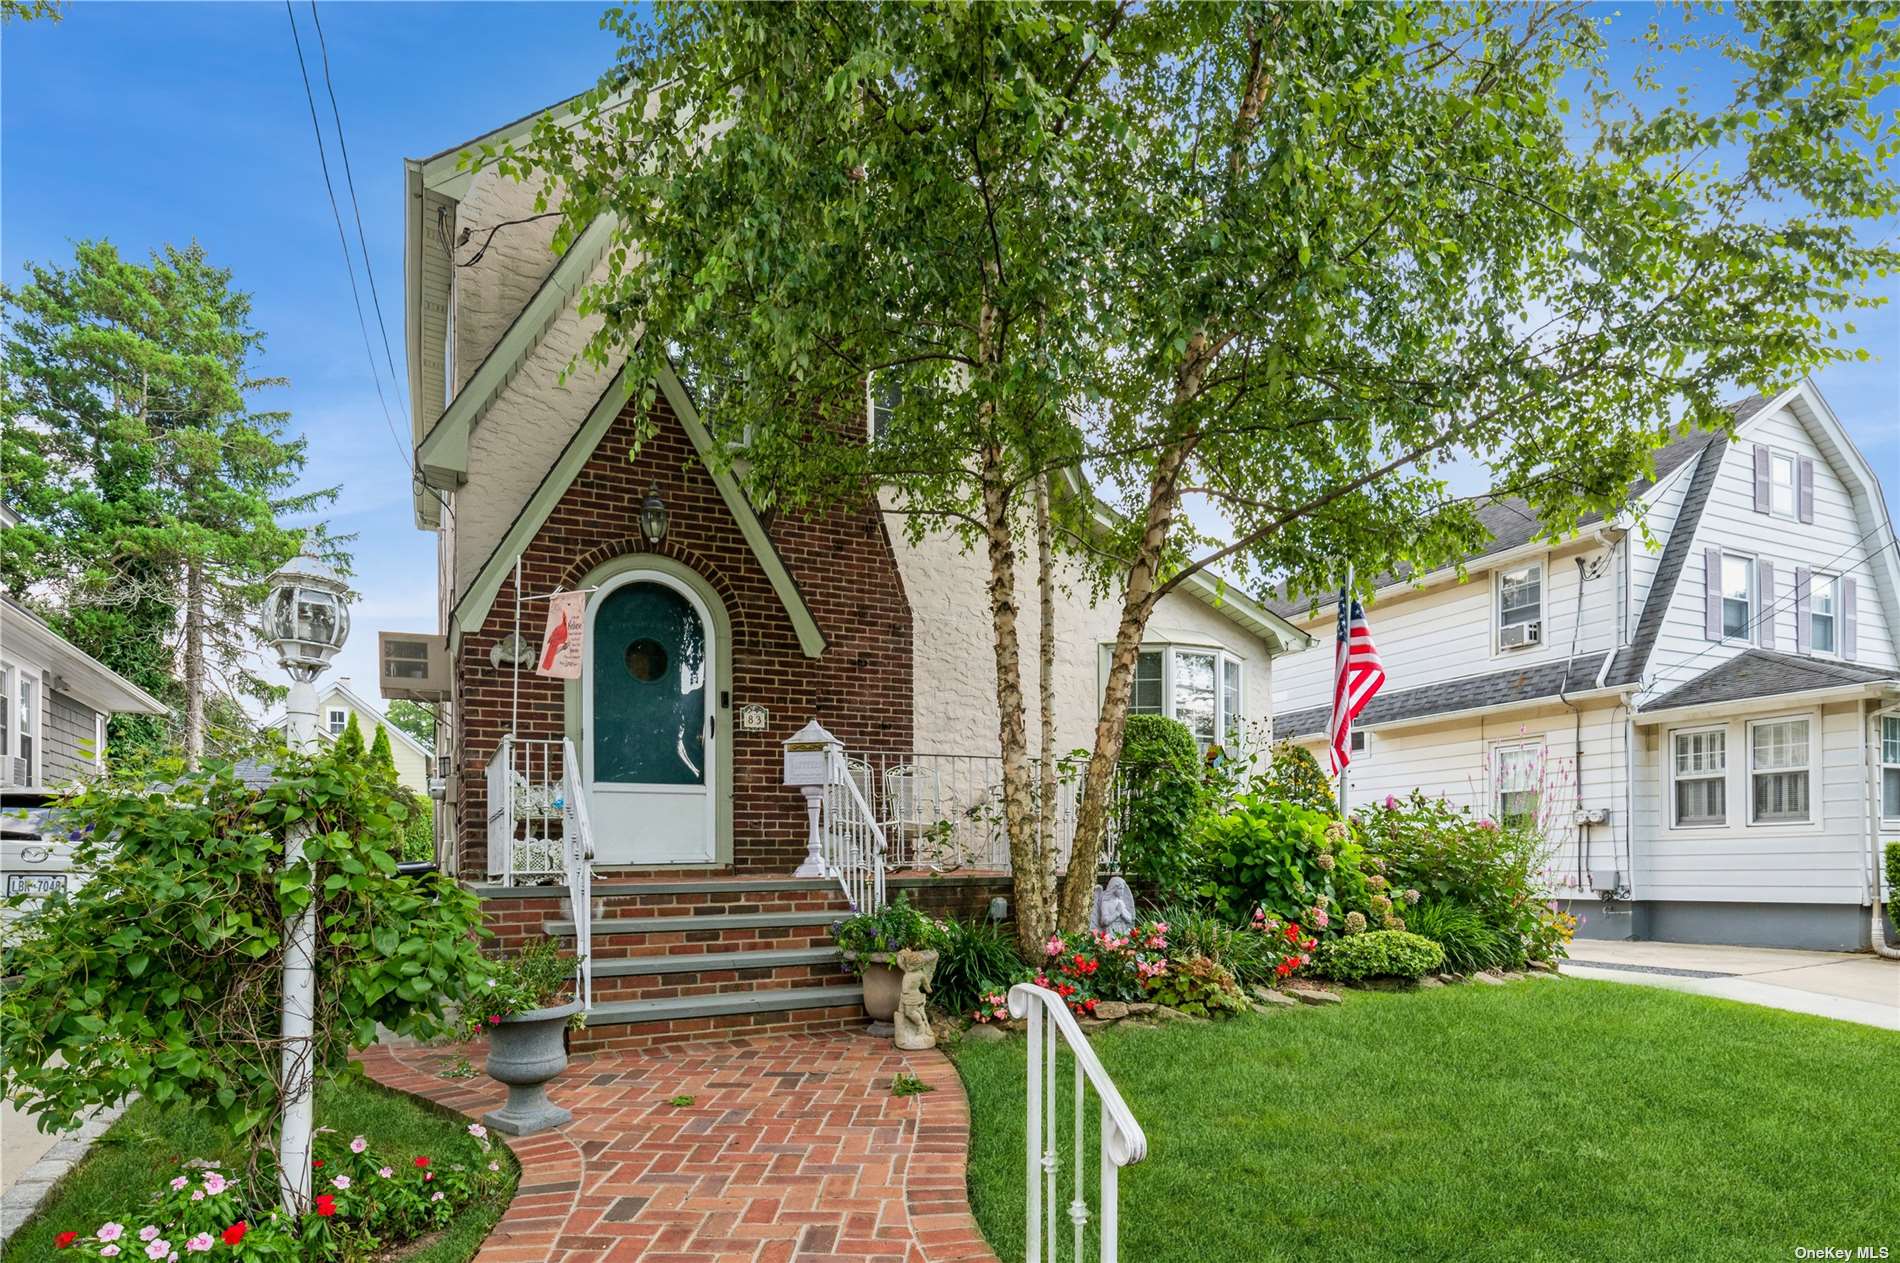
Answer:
[{"left": 784, "top": 719, "right": 841, "bottom": 878}]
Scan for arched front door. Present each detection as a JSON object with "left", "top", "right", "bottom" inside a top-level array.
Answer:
[{"left": 583, "top": 572, "right": 716, "bottom": 864}]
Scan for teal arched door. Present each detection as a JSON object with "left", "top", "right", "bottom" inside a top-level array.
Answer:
[{"left": 583, "top": 573, "right": 716, "bottom": 863}]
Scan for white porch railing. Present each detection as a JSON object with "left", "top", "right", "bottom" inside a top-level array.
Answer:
[
  {"left": 485, "top": 735, "right": 592, "bottom": 1006},
  {"left": 557, "top": 737, "right": 595, "bottom": 1009},
  {"left": 841, "top": 752, "right": 1134, "bottom": 874},
  {"left": 1010, "top": 982, "right": 1147, "bottom": 1263},
  {"left": 821, "top": 752, "right": 888, "bottom": 913}
]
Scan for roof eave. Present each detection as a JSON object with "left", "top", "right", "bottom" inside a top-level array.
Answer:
[
  {"left": 0, "top": 604, "right": 169, "bottom": 716},
  {"left": 1633, "top": 679, "right": 1899, "bottom": 725}
]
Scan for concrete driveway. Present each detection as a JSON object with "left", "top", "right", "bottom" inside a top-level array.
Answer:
[{"left": 1565, "top": 939, "right": 1900, "bottom": 1030}]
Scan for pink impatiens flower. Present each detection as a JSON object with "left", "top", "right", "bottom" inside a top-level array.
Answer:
[
  {"left": 331, "top": 1176, "right": 351, "bottom": 1190},
  {"left": 378, "top": 1167, "right": 394, "bottom": 1179},
  {"left": 184, "top": 1234, "right": 214, "bottom": 1254},
  {"left": 466, "top": 1123, "right": 487, "bottom": 1140},
  {"left": 349, "top": 1136, "right": 367, "bottom": 1154},
  {"left": 202, "top": 1173, "right": 226, "bottom": 1196},
  {"left": 168, "top": 1177, "right": 188, "bottom": 1192},
  {"left": 98, "top": 1224, "right": 125, "bottom": 1243},
  {"left": 144, "top": 1240, "right": 171, "bottom": 1260},
  {"left": 99, "top": 1247, "right": 121, "bottom": 1259},
  {"left": 138, "top": 1227, "right": 160, "bottom": 1243},
  {"left": 430, "top": 1191, "right": 445, "bottom": 1202}
]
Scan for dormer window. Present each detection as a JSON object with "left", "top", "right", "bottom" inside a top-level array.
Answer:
[{"left": 1496, "top": 564, "right": 1543, "bottom": 650}]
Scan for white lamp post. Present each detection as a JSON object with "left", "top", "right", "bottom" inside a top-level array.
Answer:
[{"left": 260, "top": 554, "right": 350, "bottom": 1215}]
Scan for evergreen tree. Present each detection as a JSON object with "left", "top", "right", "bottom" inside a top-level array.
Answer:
[
  {"left": 335, "top": 711, "right": 365, "bottom": 762},
  {"left": 1, "top": 241, "right": 342, "bottom": 764},
  {"left": 369, "top": 724, "right": 396, "bottom": 781}
]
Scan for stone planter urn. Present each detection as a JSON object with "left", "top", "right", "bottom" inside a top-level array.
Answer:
[{"left": 483, "top": 999, "right": 581, "bottom": 1136}]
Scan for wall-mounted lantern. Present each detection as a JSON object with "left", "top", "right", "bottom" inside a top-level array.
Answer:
[{"left": 639, "top": 484, "right": 669, "bottom": 546}]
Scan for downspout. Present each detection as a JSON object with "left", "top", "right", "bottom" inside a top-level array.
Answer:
[
  {"left": 1558, "top": 557, "right": 1591, "bottom": 890},
  {"left": 1867, "top": 699, "right": 1900, "bottom": 959}
]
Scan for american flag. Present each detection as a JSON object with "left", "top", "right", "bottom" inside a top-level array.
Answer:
[{"left": 1328, "top": 589, "right": 1386, "bottom": 776}]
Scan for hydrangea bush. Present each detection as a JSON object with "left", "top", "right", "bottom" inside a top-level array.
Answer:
[{"left": 46, "top": 1126, "right": 506, "bottom": 1260}]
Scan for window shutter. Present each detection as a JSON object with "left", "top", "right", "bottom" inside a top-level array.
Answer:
[
  {"left": 1796, "top": 457, "right": 1815, "bottom": 523},
  {"left": 1757, "top": 561, "right": 1776, "bottom": 649},
  {"left": 1704, "top": 549, "right": 1723, "bottom": 640},
  {"left": 1842, "top": 576, "right": 1858, "bottom": 660},
  {"left": 1752, "top": 445, "right": 1771, "bottom": 513},
  {"left": 1794, "top": 567, "right": 1811, "bottom": 655}
]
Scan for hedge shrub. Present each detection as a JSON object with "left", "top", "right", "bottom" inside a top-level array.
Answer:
[
  {"left": 1886, "top": 841, "right": 1899, "bottom": 939},
  {"left": 1114, "top": 715, "right": 1206, "bottom": 892},
  {"left": 1198, "top": 794, "right": 1337, "bottom": 926},
  {"left": 1313, "top": 930, "right": 1445, "bottom": 981}
]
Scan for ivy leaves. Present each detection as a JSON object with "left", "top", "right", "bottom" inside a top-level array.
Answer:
[{"left": 0, "top": 748, "right": 488, "bottom": 1147}]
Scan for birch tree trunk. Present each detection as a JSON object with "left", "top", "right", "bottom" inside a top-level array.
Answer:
[
  {"left": 182, "top": 555, "right": 206, "bottom": 769},
  {"left": 1034, "top": 473, "right": 1060, "bottom": 916}
]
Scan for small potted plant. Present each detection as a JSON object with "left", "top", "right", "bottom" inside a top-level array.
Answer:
[
  {"left": 832, "top": 895, "right": 944, "bottom": 1035},
  {"left": 471, "top": 939, "right": 584, "bottom": 1135}
]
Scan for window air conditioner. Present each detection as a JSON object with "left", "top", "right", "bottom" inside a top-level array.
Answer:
[
  {"left": 1499, "top": 620, "right": 1542, "bottom": 649},
  {"left": 377, "top": 631, "right": 450, "bottom": 702}
]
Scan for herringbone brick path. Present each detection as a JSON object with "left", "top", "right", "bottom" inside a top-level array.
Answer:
[{"left": 357, "top": 1032, "right": 997, "bottom": 1263}]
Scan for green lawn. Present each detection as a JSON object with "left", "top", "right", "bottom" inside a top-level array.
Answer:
[
  {"left": 7, "top": 1074, "right": 517, "bottom": 1262},
  {"left": 955, "top": 980, "right": 1900, "bottom": 1263}
]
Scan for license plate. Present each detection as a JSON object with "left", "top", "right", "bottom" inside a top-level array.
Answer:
[{"left": 6, "top": 873, "right": 67, "bottom": 896}]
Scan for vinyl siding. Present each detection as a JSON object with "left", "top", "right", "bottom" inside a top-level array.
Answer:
[
  {"left": 1637, "top": 404, "right": 1899, "bottom": 708},
  {"left": 311, "top": 686, "right": 432, "bottom": 797},
  {"left": 1626, "top": 457, "right": 1696, "bottom": 623},
  {"left": 1290, "top": 697, "right": 1631, "bottom": 900},
  {"left": 1633, "top": 701, "right": 1873, "bottom": 904}
]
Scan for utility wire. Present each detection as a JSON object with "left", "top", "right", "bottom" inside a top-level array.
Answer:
[
  {"left": 285, "top": 1, "right": 451, "bottom": 517},
  {"left": 307, "top": 0, "right": 404, "bottom": 397}
]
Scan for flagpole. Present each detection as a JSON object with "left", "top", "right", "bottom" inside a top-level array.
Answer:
[{"left": 1338, "top": 564, "right": 1353, "bottom": 820}]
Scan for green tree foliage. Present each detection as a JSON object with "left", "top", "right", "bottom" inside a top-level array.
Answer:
[
  {"left": 1198, "top": 795, "right": 1340, "bottom": 925},
  {"left": 370, "top": 724, "right": 396, "bottom": 777},
  {"left": 0, "top": 746, "right": 487, "bottom": 1151},
  {"left": 1, "top": 241, "right": 341, "bottom": 764},
  {"left": 507, "top": 2, "right": 1899, "bottom": 932},
  {"left": 383, "top": 699, "right": 437, "bottom": 753}
]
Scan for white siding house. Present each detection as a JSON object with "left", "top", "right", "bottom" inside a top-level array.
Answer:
[{"left": 1273, "top": 381, "right": 1899, "bottom": 951}]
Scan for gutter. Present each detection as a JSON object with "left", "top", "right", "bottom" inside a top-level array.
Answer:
[{"left": 1868, "top": 699, "right": 1900, "bottom": 958}]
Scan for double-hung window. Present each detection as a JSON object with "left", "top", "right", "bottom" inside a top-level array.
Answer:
[
  {"left": 1769, "top": 452, "right": 1798, "bottom": 518},
  {"left": 1671, "top": 727, "right": 1727, "bottom": 827},
  {"left": 1721, "top": 554, "right": 1754, "bottom": 641},
  {"left": 327, "top": 708, "right": 348, "bottom": 739},
  {"left": 1881, "top": 715, "right": 1900, "bottom": 822},
  {"left": 1809, "top": 573, "right": 1840, "bottom": 655},
  {"left": 1130, "top": 651, "right": 1165, "bottom": 716},
  {"left": 867, "top": 376, "right": 900, "bottom": 440},
  {"left": 16, "top": 672, "right": 36, "bottom": 783},
  {"left": 0, "top": 663, "right": 11, "bottom": 779},
  {"left": 1748, "top": 717, "right": 1811, "bottom": 824},
  {"left": 1493, "top": 743, "right": 1543, "bottom": 828},
  {"left": 1496, "top": 564, "right": 1543, "bottom": 649}
]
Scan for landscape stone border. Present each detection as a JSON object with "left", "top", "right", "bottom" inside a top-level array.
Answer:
[{"left": 0, "top": 1100, "right": 131, "bottom": 1246}]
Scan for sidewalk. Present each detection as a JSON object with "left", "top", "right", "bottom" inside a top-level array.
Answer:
[{"left": 1564, "top": 939, "right": 1900, "bottom": 1030}]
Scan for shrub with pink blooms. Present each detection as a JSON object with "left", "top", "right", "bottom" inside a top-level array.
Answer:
[{"left": 43, "top": 1125, "right": 506, "bottom": 1261}]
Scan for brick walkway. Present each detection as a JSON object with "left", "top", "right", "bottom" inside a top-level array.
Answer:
[{"left": 357, "top": 1032, "right": 998, "bottom": 1263}]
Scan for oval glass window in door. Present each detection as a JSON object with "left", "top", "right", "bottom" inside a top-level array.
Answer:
[{"left": 592, "top": 581, "right": 706, "bottom": 784}]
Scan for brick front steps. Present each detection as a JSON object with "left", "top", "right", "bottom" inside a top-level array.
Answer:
[
  {"left": 477, "top": 871, "right": 1016, "bottom": 1052},
  {"left": 356, "top": 1032, "right": 998, "bottom": 1262}
]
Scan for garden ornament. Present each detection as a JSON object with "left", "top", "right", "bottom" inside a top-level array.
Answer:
[
  {"left": 1090, "top": 876, "right": 1138, "bottom": 938},
  {"left": 893, "top": 948, "right": 938, "bottom": 1051}
]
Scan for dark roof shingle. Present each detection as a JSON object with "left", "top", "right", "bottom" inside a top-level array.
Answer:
[
  {"left": 1273, "top": 652, "right": 1611, "bottom": 739},
  {"left": 1643, "top": 649, "right": 1898, "bottom": 713}
]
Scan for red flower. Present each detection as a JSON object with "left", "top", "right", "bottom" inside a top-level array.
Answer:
[
  {"left": 314, "top": 1194, "right": 337, "bottom": 1218},
  {"left": 222, "top": 1222, "right": 248, "bottom": 1246},
  {"left": 55, "top": 1231, "right": 77, "bottom": 1248},
  {"left": 414, "top": 1155, "right": 431, "bottom": 1168},
  {"left": 312, "top": 1158, "right": 324, "bottom": 1168},
  {"left": 488, "top": 1014, "right": 501, "bottom": 1025},
  {"left": 1283, "top": 924, "right": 1301, "bottom": 942}
]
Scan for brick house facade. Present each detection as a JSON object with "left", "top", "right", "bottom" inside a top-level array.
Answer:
[{"left": 453, "top": 390, "right": 913, "bottom": 875}]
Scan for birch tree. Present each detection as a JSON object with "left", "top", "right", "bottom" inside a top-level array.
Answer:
[{"left": 508, "top": 1, "right": 1898, "bottom": 935}]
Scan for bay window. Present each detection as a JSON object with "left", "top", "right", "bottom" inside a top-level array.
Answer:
[
  {"left": 1670, "top": 727, "right": 1726, "bottom": 827},
  {"left": 1114, "top": 645, "right": 1245, "bottom": 752},
  {"left": 1748, "top": 717, "right": 1811, "bottom": 824}
]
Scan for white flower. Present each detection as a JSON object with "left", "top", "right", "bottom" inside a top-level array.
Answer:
[
  {"left": 430, "top": 1191, "right": 445, "bottom": 1202},
  {"left": 378, "top": 1165, "right": 394, "bottom": 1178},
  {"left": 349, "top": 1135, "right": 367, "bottom": 1154},
  {"left": 466, "top": 1123, "right": 487, "bottom": 1140},
  {"left": 332, "top": 1175, "right": 352, "bottom": 1190},
  {"left": 487, "top": 1161, "right": 499, "bottom": 1172}
]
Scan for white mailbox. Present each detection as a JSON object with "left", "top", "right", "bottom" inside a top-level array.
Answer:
[{"left": 783, "top": 718, "right": 841, "bottom": 787}]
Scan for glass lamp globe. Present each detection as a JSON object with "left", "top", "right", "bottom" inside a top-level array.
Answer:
[{"left": 263, "top": 554, "right": 351, "bottom": 682}]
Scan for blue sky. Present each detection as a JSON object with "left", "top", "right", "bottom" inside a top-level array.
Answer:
[{"left": 4, "top": 3, "right": 1896, "bottom": 708}]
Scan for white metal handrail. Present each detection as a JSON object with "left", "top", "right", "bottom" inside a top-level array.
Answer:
[
  {"left": 558, "top": 737, "right": 595, "bottom": 1010},
  {"left": 822, "top": 753, "right": 888, "bottom": 913},
  {"left": 1009, "top": 983, "right": 1147, "bottom": 1263}
]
